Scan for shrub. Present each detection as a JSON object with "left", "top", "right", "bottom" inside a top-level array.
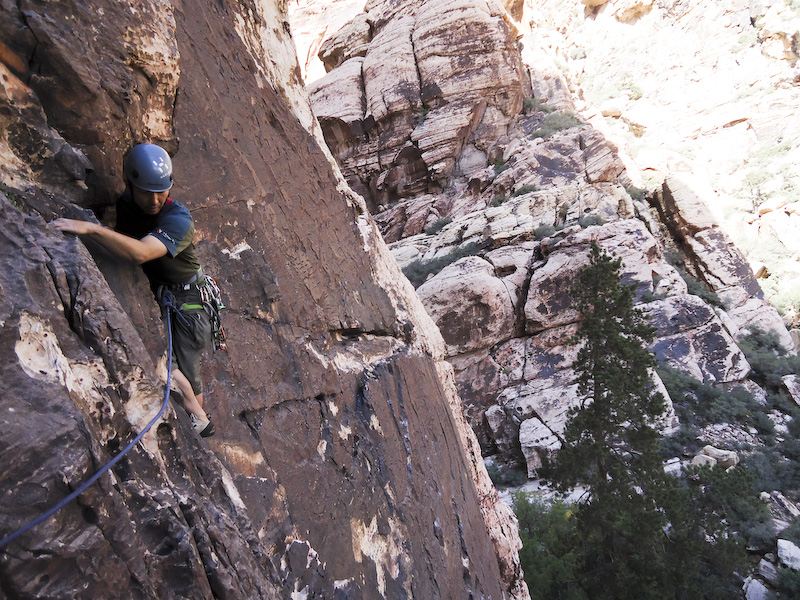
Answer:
[
  {"left": 779, "top": 520, "right": 800, "bottom": 547},
  {"left": 512, "top": 493, "right": 587, "bottom": 600},
  {"left": 534, "top": 225, "right": 557, "bottom": 240},
  {"left": 490, "top": 194, "right": 509, "bottom": 207},
  {"left": 423, "top": 216, "right": 452, "bottom": 235},
  {"left": 625, "top": 186, "right": 646, "bottom": 201},
  {"left": 655, "top": 365, "right": 769, "bottom": 433},
  {"left": 531, "top": 112, "right": 582, "bottom": 139},
  {"left": 738, "top": 326, "right": 800, "bottom": 388},
  {"left": 512, "top": 184, "right": 540, "bottom": 197},
  {"left": 493, "top": 157, "right": 510, "bottom": 175},
  {"left": 523, "top": 96, "right": 555, "bottom": 114},
  {"left": 777, "top": 568, "right": 800, "bottom": 598},
  {"left": 486, "top": 462, "right": 527, "bottom": 488},
  {"left": 401, "top": 241, "right": 482, "bottom": 288},
  {"left": 577, "top": 213, "right": 604, "bottom": 228}
]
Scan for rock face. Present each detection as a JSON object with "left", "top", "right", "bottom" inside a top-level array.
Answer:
[
  {"left": 306, "top": 0, "right": 526, "bottom": 208},
  {"left": 0, "top": 1, "right": 527, "bottom": 599},
  {"left": 294, "top": 0, "right": 793, "bottom": 481}
]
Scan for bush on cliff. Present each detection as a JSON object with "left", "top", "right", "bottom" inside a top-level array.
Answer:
[{"left": 401, "top": 242, "right": 482, "bottom": 288}]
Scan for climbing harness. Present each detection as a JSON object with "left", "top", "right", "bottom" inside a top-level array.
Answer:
[
  {"left": 158, "top": 271, "right": 227, "bottom": 352},
  {"left": 0, "top": 293, "right": 184, "bottom": 550}
]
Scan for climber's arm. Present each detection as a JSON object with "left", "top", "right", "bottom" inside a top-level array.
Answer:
[{"left": 51, "top": 218, "right": 168, "bottom": 264}]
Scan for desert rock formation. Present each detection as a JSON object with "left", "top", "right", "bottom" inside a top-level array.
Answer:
[{"left": 294, "top": 0, "right": 794, "bottom": 478}]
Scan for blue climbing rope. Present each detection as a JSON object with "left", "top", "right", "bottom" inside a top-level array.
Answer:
[{"left": 0, "top": 296, "right": 181, "bottom": 550}]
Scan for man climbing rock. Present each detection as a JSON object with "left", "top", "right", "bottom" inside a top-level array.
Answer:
[{"left": 51, "top": 143, "right": 217, "bottom": 437}]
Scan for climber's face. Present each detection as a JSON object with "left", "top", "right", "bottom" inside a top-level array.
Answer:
[{"left": 131, "top": 185, "right": 169, "bottom": 215}]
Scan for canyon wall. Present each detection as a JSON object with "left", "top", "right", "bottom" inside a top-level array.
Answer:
[
  {"left": 0, "top": 1, "right": 526, "bottom": 598},
  {"left": 293, "top": 0, "right": 795, "bottom": 477}
]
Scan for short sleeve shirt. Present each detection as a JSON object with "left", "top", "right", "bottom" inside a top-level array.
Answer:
[{"left": 115, "top": 190, "right": 201, "bottom": 286}]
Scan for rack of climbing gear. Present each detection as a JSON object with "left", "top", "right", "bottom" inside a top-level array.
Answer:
[{"left": 200, "top": 275, "right": 227, "bottom": 351}]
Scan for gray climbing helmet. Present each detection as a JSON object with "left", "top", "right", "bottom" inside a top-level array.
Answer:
[{"left": 124, "top": 143, "right": 174, "bottom": 192}]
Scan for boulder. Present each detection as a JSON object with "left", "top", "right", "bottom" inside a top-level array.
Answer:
[
  {"left": 696, "top": 445, "right": 739, "bottom": 469},
  {"left": 758, "top": 558, "right": 778, "bottom": 583},
  {"left": 657, "top": 174, "right": 718, "bottom": 234},
  {"left": 742, "top": 577, "right": 769, "bottom": 600},
  {"left": 778, "top": 539, "right": 800, "bottom": 570},
  {"left": 611, "top": 0, "right": 655, "bottom": 23},
  {"left": 783, "top": 374, "right": 800, "bottom": 406},
  {"left": 644, "top": 294, "right": 751, "bottom": 383},
  {"left": 318, "top": 12, "right": 372, "bottom": 72},
  {"left": 656, "top": 176, "right": 795, "bottom": 351},
  {"left": 287, "top": 0, "right": 367, "bottom": 82},
  {"left": 307, "top": 56, "right": 365, "bottom": 124},
  {"left": 691, "top": 454, "right": 718, "bottom": 468},
  {"left": 524, "top": 219, "right": 681, "bottom": 333},
  {"left": 519, "top": 417, "right": 561, "bottom": 477},
  {"left": 581, "top": 128, "right": 627, "bottom": 183},
  {"left": 363, "top": 16, "right": 420, "bottom": 122},
  {"left": 416, "top": 256, "right": 517, "bottom": 355}
]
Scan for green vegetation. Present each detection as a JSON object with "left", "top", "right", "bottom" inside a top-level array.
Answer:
[
  {"left": 657, "top": 365, "right": 776, "bottom": 447},
  {"left": 490, "top": 194, "right": 509, "bottom": 207},
  {"left": 401, "top": 241, "right": 482, "bottom": 288},
  {"left": 531, "top": 112, "right": 582, "bottom": 139},
  {"left": 486, "top": 462, "right": 527, "bottom": 488},
  {"left": 515, "top": 244, "right": 756, "bottom": 598},
  {"left": 534, "top": 224, "right": 557, "bottom": 240},
  {"left": 737, "top": 326, "right": 800, "bottom": 388},
  {"left": 619, "top": 72, "right": 643, "bottom": 101},
  {"left": 423, "top": 216, "right": 452, "bottom": 235},
  {"left": 523, "top": 96, "right": 555, "bottom": 114},
  {"left": 512, "top": 184, "right": 540, "bottom": 197},
  {"left": 577, "top": 213, "right": 604, "bottom": 228},
  {"left": 625, "top": 185, "right": 647, "bottom": 201},
  {"left": 544, "top": 243, "right": 674, "bottom": 598},
  {"left": 513, "top": 494, "right": 585, "bottom": 600},
  {"left": 733, "top": 29, "right": 758, "bottom": 52},
  {"left": 493, "top": 156, "right": 510, "bottom": 175}
]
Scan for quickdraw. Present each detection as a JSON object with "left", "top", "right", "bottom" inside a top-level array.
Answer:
[{"left": 200, "top": 275, "right": 227, "bottom": 351}]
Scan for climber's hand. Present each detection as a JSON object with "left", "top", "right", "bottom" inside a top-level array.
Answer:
[{"left": 51, "top": 218, "right": 96, "bottom": 236}]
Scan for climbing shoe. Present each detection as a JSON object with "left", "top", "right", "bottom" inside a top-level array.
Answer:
[{"left": 191, "top": 414, "right": 216, "bottom": 437}]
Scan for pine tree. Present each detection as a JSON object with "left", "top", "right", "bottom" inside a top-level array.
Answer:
[{"left": 549, "top": 242, "right": 673, "bottom": 599}]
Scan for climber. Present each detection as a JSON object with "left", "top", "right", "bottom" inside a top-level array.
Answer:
[{"left": 51, "top": 143, "right": 217, "bottom": 437}]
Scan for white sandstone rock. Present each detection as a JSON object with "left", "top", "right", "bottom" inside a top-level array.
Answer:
[{"left": 778, "top": 539, "right": 800, "bottom": 570}]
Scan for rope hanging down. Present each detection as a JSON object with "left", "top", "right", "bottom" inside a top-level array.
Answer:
[{"left": 0, "top": 293, "right": 184, "bottom": 550}]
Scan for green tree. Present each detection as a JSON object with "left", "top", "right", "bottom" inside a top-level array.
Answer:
[
  {"left": 548, "top": 243, "right": 674, "bottom": 598},
  {"left": 513, "top": 493, "right": 586, "bottom": 600},
  {"left": 539, "top": 243, "right": 751, "bottom": 599}
]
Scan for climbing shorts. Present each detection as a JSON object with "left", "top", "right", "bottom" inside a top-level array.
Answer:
[{"left": 167, "top": 287, "right": 212, "bottom": 395}]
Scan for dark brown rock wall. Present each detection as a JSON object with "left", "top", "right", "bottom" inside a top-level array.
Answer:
[{"left": 0, "top": 0, "right": 523, "bottom": 598}]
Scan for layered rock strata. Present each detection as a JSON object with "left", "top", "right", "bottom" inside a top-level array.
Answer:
[
  {"left": 0, "top": 0, "right": 527, "bottom": 598},
  {"left": 298, "top": 0, "right": 792, "bottom": 477},
  {"left": 306, "top": 0, "right": 526, "bottom": 209}
]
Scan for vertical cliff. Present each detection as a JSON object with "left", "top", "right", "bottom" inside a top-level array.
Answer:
[{"left": 0, "top": 1, "right": 526, "bottom": 598}]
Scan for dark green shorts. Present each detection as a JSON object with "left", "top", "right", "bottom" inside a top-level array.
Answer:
[{"left": 167, "top": 288, "right": 211, "bottom": 395}]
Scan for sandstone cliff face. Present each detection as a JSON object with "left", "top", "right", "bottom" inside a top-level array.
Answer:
[
  {"left": 0, "top": 1, "right": 526, "bottom": 599},
  {"left": 295, "top": 0, "right": 794, "bottom": 477}
]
